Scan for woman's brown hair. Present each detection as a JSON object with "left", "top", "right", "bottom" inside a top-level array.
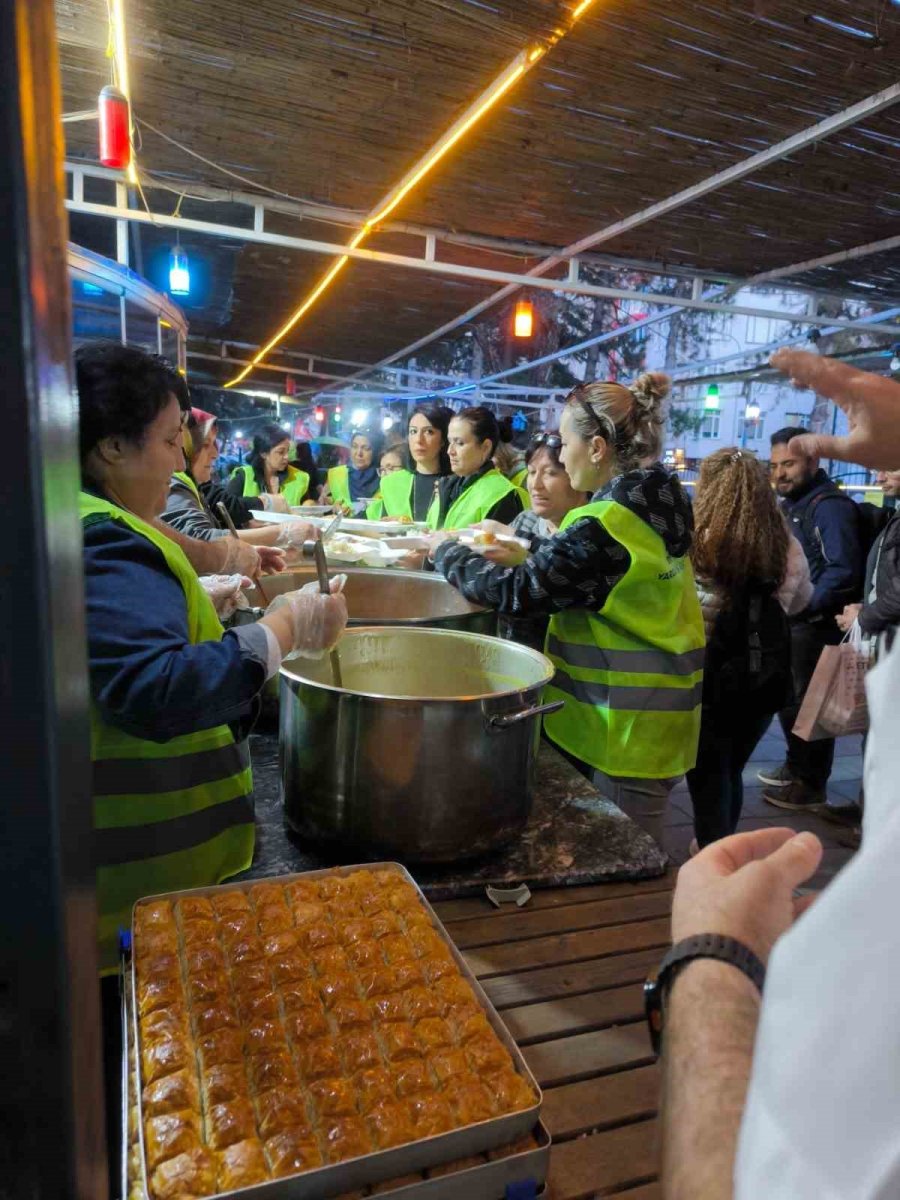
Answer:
[
  {"left": 691, "top": 447, "right": 789, "bottom": 594},
  {"left": 566, "top": 372, "right": 669, "bottom": 471}
]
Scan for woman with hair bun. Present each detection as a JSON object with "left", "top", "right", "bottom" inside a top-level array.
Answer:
[{"left": 429, "top": 372, "right": 705, "bottom": 846}]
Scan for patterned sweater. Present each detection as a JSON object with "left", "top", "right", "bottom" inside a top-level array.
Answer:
[{"left": 433, "top": 466, "right": 694, "bottom": 629}]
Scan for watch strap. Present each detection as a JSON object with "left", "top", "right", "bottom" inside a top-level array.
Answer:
[{"left": 645, "top": 934, "right": 766, "bottom": 1055}]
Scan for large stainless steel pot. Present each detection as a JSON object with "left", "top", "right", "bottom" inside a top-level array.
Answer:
[
  {"left": 279, "top": 627, "right": 562, "bottom": 862},
  {"left": 246, "top": 568, "right": 494, "bottom": 634}
]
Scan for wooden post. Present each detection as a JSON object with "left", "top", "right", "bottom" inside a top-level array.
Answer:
[{"left": 0, "top": 2, "right": 107, "bottom": 1197}]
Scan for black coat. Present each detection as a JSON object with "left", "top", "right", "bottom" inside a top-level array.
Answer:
[{"left": 860, "top": 513, "right": 900, "bottom": 636}]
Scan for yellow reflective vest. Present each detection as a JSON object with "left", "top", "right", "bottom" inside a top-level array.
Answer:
[
  {"left": 543, "top": 499, "right": 705, "bottom": 779},
  {"left": 427, "top": 469, "right": 527, "bottom": 530},
  {"left": 231, "top": 463, "right": 309, "bottom": 506},
  {"left": 81, "top": 493, "right": 255, "bottom": 972}
]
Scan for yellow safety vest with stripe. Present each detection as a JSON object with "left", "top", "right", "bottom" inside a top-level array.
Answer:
[
  {"left": 427, "top": 469, "right": 528, "bottom": 531},
  {"left": 172, "top": 469, "right": 202, "bottom": 502},
  {"left": 366, "top": 469, "right": 414, "bottom": 521},
  {"left": 80, "top": 493, "right": 255, "bottom": 973},
  {"left": 327, "top": 465, "right": 352, "bottom": 508},
  {"left": 231, "top": 463, "right": 309, "bottom": 506},
  {"left": 543, "top": 500, "right": 705, "bottom": 780}
]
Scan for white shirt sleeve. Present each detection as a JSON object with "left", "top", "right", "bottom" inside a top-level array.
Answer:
[{"left": 735, "top": 640, "right": 900, "bottom": 1199}]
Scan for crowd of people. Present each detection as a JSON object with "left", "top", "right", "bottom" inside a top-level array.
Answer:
[{"left": 76, "top": 336, "right": 900, "bottom": 1195}]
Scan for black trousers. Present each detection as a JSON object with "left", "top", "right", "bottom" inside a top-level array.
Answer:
[
  {"left": 778, "top": 618, "right": 842, "bottom": 790},
  {"left": 687, "top": 705, "right": 774, "bottom": 846}
]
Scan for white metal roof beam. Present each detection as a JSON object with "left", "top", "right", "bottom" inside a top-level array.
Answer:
[
  {"left": 64, "top": 159, "right": 896, "bottom": 308},
  {"left": 63, "top": 196, "right": 900, "bottom": 337}
]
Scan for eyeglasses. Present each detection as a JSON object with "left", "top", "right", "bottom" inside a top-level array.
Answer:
[
  {"left": 378, "top": 463, "right": 404, "bottom": 477},
  {"left": 530, "top": 432, "right": 562, "bottom": 449}
]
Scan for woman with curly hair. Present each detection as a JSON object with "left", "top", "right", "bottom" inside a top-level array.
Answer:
[
  {"left": 429, "top": 372, "right": 705, "bottom": 846},
  {"left": 687, "top": 447, "right": 812, "bottom": 848}
]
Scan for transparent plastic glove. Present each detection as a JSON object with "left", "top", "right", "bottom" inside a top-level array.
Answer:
[
  {"left": 259, "top": 492, "right": 290, "bottom": 513},
  {"left": 264, "top": 577, "right": 347, "bottom": 658},
  {"left": 274, "top": 520, "right": 318, "bottom": 551},
  {"left": 220, "top": 537, "right": 261, "bottom": 577},
  {"left": 198, "top": 574, "right": 247, "bottom": 620}
]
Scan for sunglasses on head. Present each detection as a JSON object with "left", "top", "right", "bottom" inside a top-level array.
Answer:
[{"left": 530, "top": 432, "right": 562, "bottom": 449}]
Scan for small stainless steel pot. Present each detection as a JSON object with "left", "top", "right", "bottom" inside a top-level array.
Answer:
[{"left": 279, "top": 627, "right": 562, "bottom": 862}]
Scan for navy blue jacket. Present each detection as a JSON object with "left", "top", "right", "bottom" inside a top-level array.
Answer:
[
  {"left": 781, "top": 470, "right": 863, "bottom": 617},
  {"left": 83, "top": 511, "right": 265, "bottom": 743}
]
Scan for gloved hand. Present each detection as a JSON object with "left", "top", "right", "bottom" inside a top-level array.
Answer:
[
  {"left": 259, "top": 493, "right": 290, "bottom": 513},
  {"left": 261, "top": 577, "right": 348, "bottom": 658},
  {"left": 220, "top": 537, "right": 262, "bottom": 577},
  {"left": 274, "top": 520, "right": 318, "bottom": 551},
  {"left": 198, "top": 574, "right": 249, "bottom": 620}
]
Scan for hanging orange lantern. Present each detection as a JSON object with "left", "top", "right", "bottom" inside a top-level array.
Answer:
[
  {"left": 513, "top": 299, "right": 534, "bottom": 339},
  {"left": 98, "top": 85, "right": 131, "bottom": 170}
]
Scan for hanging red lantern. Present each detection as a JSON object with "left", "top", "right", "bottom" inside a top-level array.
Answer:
[{"left": 98, "top": 85, "right": 131, "bottom": 170}]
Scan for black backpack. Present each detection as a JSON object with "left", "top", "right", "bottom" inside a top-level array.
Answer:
[
  {"left": 799, "top": 491, "right": 888, "bottom": 576},
  {"left": 704, "top": 586, "right": 792, "bottom": 714}
]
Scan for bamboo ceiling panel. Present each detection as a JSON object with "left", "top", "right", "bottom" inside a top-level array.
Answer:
[
  {"left": 56, "top": 0, "right": 900, "bottom": 367},
  {"left": 788, "top": 248, "right": 900, "bottom": 303}
]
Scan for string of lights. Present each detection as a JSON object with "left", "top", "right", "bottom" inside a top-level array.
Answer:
[{"left": 224, "top": 0, "right": 603, "bottom": 389}]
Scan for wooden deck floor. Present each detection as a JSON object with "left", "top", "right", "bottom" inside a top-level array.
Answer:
[{"left": 433, "top": 874, "right": 676, "bottom": 1199}]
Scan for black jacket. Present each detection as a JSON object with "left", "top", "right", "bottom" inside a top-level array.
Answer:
[
  {"left": 860, "top": 513, "right": 900, "bottom": 637},
  {"left": 781, "top": 470, "right": 863, "bottom": 617}
]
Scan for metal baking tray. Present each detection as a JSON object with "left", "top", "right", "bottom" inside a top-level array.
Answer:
[
  {"left": 123, "top": 978, "right": 548, "bottom": 1200},
  {"left": 365, "top": 1120, "right": 550, "bottom": 1200},
  {"left": 131, "top": 863, "right": 542, "bottom": 1199}
]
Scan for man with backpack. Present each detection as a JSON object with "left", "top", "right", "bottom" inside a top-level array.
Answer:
[{"left": 759, "top": 428, "right": 865, "bottom": 813}]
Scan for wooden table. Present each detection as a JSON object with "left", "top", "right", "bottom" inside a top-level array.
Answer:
[{"left": 432, "top": 872, "right": 675, "bottom": 1199}]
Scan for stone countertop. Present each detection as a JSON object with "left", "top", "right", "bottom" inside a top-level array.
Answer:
[{"left": 235, "top": 732, "right": 667, "bottom": 899}]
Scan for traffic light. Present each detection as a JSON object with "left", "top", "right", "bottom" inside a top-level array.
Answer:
[
  {"left": 334, "top": 405, "right": 342, "bottom": 424},
  {"left": 314, "top": 406, "right": 325, "bottom": 423}
]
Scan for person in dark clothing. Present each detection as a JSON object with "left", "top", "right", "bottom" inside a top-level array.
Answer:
[
  {"left": 687, "top": 449, "right": 809, "bottom": 848},
  {"left": 837, "top": 469, "right": 900, "bottom": 641},
  {"left": 290, "top": 441, "right": 321, "bottom": 497},
  {"left": 760, "top": 427, "right": 864, "bottom": 812}
]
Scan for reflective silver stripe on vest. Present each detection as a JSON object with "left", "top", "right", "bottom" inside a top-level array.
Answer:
[
  {"left": 94, "top": 792, "right": 254, "bottom": 868},
  {"left": 551, "top": 669, "right": 703, "bottom": 712},
  {"left": 546, "top": 635, "right": 705, "bottom": 677},
  {"left": 93, "top": 739, "right": 250, "bottom": 797}
]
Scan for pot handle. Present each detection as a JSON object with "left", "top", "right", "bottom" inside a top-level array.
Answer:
[{"left": 489, "top": 699, "right": 564, "bottom": 729}]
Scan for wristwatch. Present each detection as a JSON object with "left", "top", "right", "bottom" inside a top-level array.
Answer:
[{"left": 644, "top": 934, "right": 766, "bottom": 1056}]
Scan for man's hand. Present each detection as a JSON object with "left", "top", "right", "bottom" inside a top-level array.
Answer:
[
  {"left": 770, "top": 349, "right": 900, "bottom": 470},
  {"left": 672, "top": 828, "right": 823, "bottom": 964},
  {"left": 836, "top": 603, "right": 862, "bottom": 633}
]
